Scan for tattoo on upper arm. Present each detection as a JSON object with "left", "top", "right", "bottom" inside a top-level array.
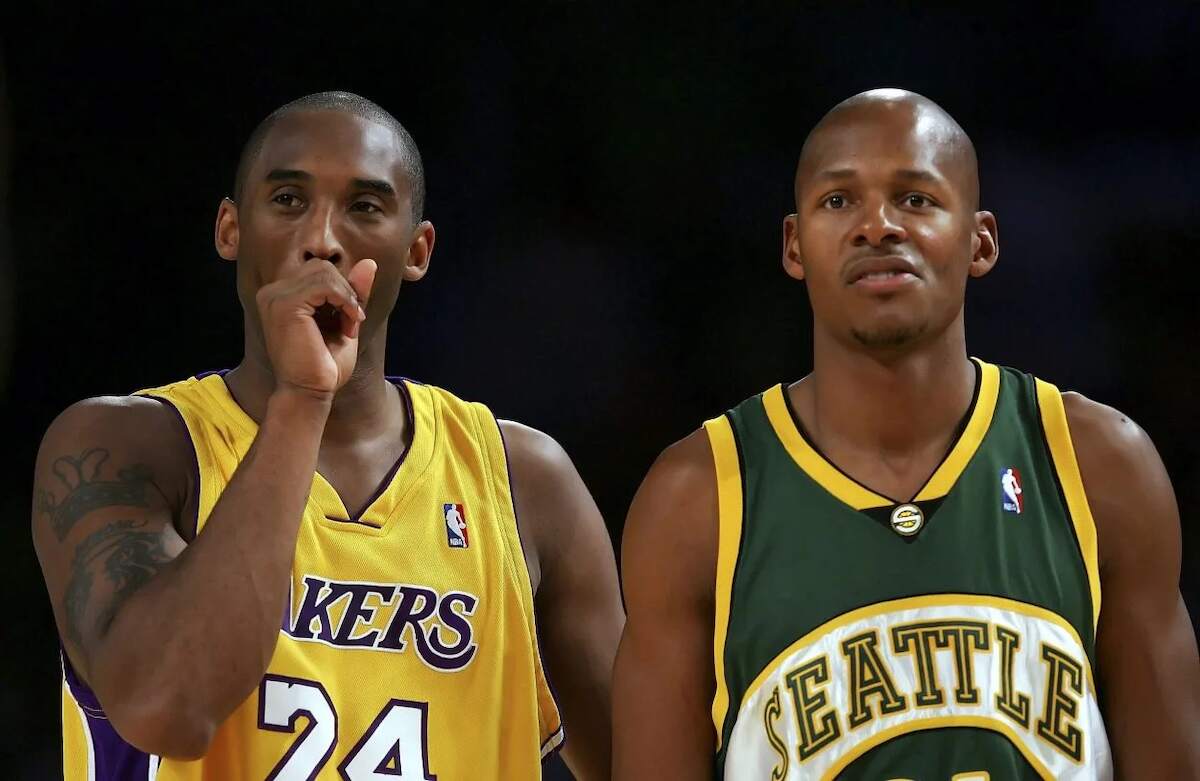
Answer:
[
  {"left": 63, "top": 519, "right": 172, "bottom": 648},
  {"left": 35, "top": 448, "right": 162, "bottom": 541}
]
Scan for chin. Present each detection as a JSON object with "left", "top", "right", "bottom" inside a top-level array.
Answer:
[{"left": 849, "top": 320, "right": 929, "bottom": 350}]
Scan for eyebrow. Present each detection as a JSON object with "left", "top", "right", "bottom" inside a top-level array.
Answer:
[
  {"left": 265, "top": 168, "right": 313, "bottom": 183},
  {"left": 263, "top": 170, "right": 397, "bottom": 197},
  {"left": 813, "top": 167, "right": 942, "bottom": 184},
  {"left": 350, "top": 178, "right": 396, "bottom": 197},
  {"left": 894, "top": 168, "right": 943, "bottom": 184}
]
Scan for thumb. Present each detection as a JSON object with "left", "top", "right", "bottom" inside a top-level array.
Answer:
[{"left": 348, "top": 258, "right": 378, "bottom": 304}]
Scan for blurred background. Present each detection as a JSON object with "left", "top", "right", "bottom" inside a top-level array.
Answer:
[{"left": 2, "top": 3, "right": 1198, "bottom": 778}]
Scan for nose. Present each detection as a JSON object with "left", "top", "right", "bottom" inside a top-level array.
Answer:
[
  {"left": 852, "top": 198, "right": 908, "bottom": 247},
  {"left": 298, "top": 202, "right": 345, "bottom": 266}
]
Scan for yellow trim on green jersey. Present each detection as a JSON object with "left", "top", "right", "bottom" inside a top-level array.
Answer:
[
  {"left": 762, "top": 358, "right": 1001, "bottom": 509},
  {"left": 1036, "top": 379, "right": 1102, "bottom": 633},
  {"left": 705, "top": 414, "right": 745, "bottom": 751},
  {"left": 824, "top": 714, "right": 1056, "bottom": 780},
  {"left": 762, "top": 386, "right": 892, "bottom": 509},
  {"left": 914, "top": 358, "right": 1000, "bottom": 501}
]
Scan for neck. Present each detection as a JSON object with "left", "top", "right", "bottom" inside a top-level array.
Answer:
[
  {"left": 800, "top": 318, "right": 976, "bottom": 459},
  {"left": 226, "top": 331, "right": 404, "bottom": 445}
]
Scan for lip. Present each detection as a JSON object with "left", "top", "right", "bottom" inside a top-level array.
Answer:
[{"left": 844, "top": 254, "right": 922, "bottom": 291}]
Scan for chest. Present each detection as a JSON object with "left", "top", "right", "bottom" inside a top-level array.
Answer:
[
  {"left": 315, "top": 434, "right": 410, "bottom": 521},
  {"left": 726, "top": 422, "right": 1095, "bottom": 690}
]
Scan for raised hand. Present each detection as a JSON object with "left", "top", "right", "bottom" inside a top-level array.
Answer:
[{"left": 255, "top": 258, "right": 378, "bottom": 399}]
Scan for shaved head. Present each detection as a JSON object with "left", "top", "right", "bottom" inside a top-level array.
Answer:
[
  {"left": 782, "top": 88, "right": 999, "bottom": 355},
  {"left": 233, "top": 91, "right": 425, "bottom": 221},
  {"left": 798, "top": 88, "right": 979, "bottom": 209}
]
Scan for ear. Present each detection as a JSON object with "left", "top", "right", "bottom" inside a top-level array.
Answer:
[
  {"left": 968, "top": 210, "right": 999, "bottom": 278},
  {"left": 782, "top": 214, "right": 805, "bottom": 281},
  {"left": 215, "top": 197, "right": 240, "bottom": 262},
  {"left": 403, "top": 220, "right": 436, "bottom": 282}
]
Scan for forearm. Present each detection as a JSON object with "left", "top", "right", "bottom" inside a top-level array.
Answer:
[{"left": 91, "top": 390, "right": 329, "bottom": 750}]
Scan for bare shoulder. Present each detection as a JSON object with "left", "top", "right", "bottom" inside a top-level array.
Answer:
[
  {"left": 34, "top": 394, "right": 194, "bottom": 541},
  {"left": 1062, "top": 391, "right": 1171, "bottom": 497},
  {"left": 40, "top": 394, "right": 192, "bottom": 475},
  {"left": 496, "top": 420, "right": 589, "bottom": 530},
  {"left": 625, "top": 427, "right": 717, "bottom": 536},
  {"left": 621, "top": 427, "right": 718, "bottom": 600},
  {"left": 497, "top": 419, "right": 576, "bottom": 480},
  {"left": 1062, "top": 392, "right": 1155, "bottom": 459},
  {"left": 1061, "top": 391, "right": 1178, "bottom": 568},
  {"left": 496, "top": 419, "right": 608, "bottom": 589}
]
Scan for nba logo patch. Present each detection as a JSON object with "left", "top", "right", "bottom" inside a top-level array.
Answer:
[
  {"left": 444, "top": 503, "right": 469, "bottom": 548},
  {"left": 1000, "top": 467, "right": 1024, "bottom": 514}
]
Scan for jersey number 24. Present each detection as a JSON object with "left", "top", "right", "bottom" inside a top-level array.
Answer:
[{"left": 258, "top": 675, "right": 436, "bottom": 780}]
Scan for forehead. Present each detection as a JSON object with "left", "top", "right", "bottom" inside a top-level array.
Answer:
[
  {"left": 798, "top": 106, "right": 964, "bottom": 188},
  {"left": 252, "top": 110, "right": 407, "bottom": 185}
]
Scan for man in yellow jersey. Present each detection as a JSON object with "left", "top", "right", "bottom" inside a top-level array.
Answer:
[
  {"left": 33, "top": 91, "right": 624, "bottom": 780},
  {"left": 613, "top": 89, "right": 1200, "bottom": 778}
]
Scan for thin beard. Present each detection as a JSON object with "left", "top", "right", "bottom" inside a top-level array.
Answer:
[{"left": 850, "top": 323, "right": 926, "bottom": 349}]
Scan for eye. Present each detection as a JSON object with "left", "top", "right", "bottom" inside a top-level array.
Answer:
[
  {"left": 272, "top": 192, "right": 304, "bottom": 208},
  {"left": 902, "top": 193, "right": 935, "bottom": 208},
  {"left": 350, "top": 201, "right": 383, "bottom": 214},
  {"left": 822, "top": 194, "right": 849, "bottom": 209}
]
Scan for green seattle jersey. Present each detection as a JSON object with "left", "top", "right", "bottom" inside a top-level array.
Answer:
[{"left": 705, "top": 359, "right": 1111, "bottom": 780}]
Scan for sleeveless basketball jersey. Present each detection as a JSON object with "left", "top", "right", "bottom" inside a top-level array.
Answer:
[
  {"left": 61, "top": 373, "right": 562, "bottom": 780},
  {"left": 706, "top": 359, "right": 1112, "bottom": 780}
]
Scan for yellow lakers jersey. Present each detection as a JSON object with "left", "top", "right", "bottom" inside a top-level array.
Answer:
[{"left": 62, "top": 372, "right": 562, "bottom": 780}]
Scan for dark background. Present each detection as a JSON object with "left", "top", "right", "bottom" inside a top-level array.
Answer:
[{"left": 2, "top": 4, "right": 1198, "bottom": 778}]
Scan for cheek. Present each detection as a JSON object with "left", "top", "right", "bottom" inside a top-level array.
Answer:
[
  {"left": 237, "top": 222, "right": 293, "bottom": 278},
  {"left": 798, "top": 216, "right": 843, "bottom": 251},
  {"left": 912, "top": 220, "right": 973, "bottom": 274},
  {"left": 797, "top": 222, "right": 846, "bottom": 275}
]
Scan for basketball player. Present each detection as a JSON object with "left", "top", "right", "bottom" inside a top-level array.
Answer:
[
  {"left": 613, "top": 89, "right": 1200, "bottom": 778},
  {"left": 32, "top": 92, "right": 624, "bottom": 779}
]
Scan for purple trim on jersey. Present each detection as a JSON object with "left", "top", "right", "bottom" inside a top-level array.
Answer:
[
  {"left": 338, "top": 378, "right": 416, "bottom": 521},
  {"left": 142, "top": 394, "right": 202, "bottom": 541},
  {"left": 324, "top": 514, "right": 386, "bottom": 529},
  {"left": 61, "top": 647, "right": 103, "bottom": 714},
  {"left": 62, "top": 648, "right": 155, "bottom": 780},
  {"left": 541, "top": 724, "right": 566, "bottom": 766},
  {"left": 494, "top": 421, "right": 531, "bottom": 593},
  {"left": 192, "top": 368, "right": 231, "bottom": 380},
  {"left": 495, "top": 419, "right": 569, "bottom": 763},
  {"left": 194, "top": 372, "right": 417, "bottom": 525}
]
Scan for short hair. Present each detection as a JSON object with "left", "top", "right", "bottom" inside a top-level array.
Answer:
[{"left": 232, "top": 91, "right": 425, "bottom": 221}]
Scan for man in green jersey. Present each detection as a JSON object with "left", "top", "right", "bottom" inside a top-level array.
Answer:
[{"left": 612, "top": 89, "right": 1200, "bottom": 779}]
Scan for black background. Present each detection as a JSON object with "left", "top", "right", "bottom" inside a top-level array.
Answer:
[{"left": 2, "top": 4, "right": 1198, "bottom": 778}]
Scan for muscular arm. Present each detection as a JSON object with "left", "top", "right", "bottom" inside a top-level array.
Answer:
[
  {"left": 32, "top": 255, "right": 373, "bottom": 758},
  {"left": 501, "top": 421, "right": 624, "bottom": 781},
  {"left": 32, "top": 388, "right": 332, "bottom": 759},
  {"left": 1065, "top": 393, "right": 1200, "bottom": 776},
  {"left": 613, "top": 429, "right": 717, "bottom": 779}
]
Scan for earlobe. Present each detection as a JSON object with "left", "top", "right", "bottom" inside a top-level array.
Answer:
[
  {"left": 215, "top": 197, "right": 240, "bottom": 262},
  {"left": 403, "top": 220, "right": 436, "bottom": 282}
]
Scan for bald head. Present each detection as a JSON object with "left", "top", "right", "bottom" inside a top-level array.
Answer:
[
  {"left": 797, "top": 89, "right": 979, "bottom": 209},
  {"left": 233, "top": 91, "right": 425, "bottom": 221}
]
